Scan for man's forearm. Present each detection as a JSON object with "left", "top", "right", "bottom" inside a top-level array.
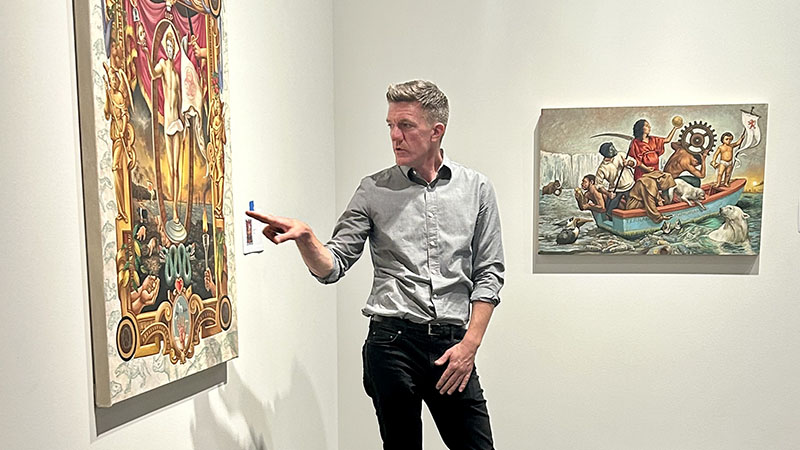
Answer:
[
  {"left": 463, "top": 301, "right": 495, "bottom": 349},
  {"left": 296, "top": 232, "right": 334, "bottom": 278},
  {"left": 247, "top": 210, "right": 337, "bottom": 279}
]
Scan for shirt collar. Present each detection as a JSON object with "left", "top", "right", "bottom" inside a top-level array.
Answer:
[{"left": 400, "top": 149, "right": 453, "bottom": 185}]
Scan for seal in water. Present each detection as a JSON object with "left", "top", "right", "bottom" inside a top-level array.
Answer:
[{"left": 555, "top": 217, "right": 592, "bottom": 245}]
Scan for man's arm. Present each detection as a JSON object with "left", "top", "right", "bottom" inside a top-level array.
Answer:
[
  {"left": 246, "top": 181, "right": 372, "bottom": 283},
  {"left": 686, "top": 150, "right": 710, "bottom": 178},
  {"left": 246, "top": 211, "right": 333, "bottom": 278},
  {"left": 435, "top": 179, "right": 504, "bottom": 395},
  {"left": 434, "top": 301, "right": 494, "bottom": 395},
  {"left": 586, "top": 189, "right": 605, "bottom": 213},
  {"left": 140, "top": 48, "right": 162, "bottom": 79}
]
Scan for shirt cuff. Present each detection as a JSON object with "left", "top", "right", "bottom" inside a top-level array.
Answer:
[
  {"left": 311, "top": 247, "right": 341, "bottom": 284},
  {"left": 470, "top": 287, "right": 501, "bottom": 307}
]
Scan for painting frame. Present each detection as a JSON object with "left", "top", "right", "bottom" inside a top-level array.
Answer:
[
  {"left": 74, "top": 0, "right": 238, "bottom": 407},
  {"left": 537, "top": 104, "right": 767, "bottom": 256}
]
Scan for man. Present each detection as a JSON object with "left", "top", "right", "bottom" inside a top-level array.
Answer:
[
  {"left": 663, "top": 141, "right": 710, "bottom": 188},
  {"left": 145, "top": 28, "right": 184, "bottom": 233},
  {"left": 594, "top": 142, "right": 636, "bottom": 220},
  {"left": 574, "top": 174, "right": 606, "bottom": 214},
  {"left": 247, "top": 80, "right": 503, "bottom": 450}
]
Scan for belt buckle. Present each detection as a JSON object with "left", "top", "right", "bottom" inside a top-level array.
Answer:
[{"left": 427, "top": 323, "right": 435, "bottom": 335}]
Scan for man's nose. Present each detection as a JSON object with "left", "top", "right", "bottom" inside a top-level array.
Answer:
[{"left": 389, "top": 126, "right": 403, "bottom": 141}]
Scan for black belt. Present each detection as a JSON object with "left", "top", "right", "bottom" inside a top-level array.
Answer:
[{"left": 370, "top": 315, "right": 464, "bottom": 336}]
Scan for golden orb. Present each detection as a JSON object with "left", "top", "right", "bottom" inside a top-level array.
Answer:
[{"left": 672, "top": 115, "right": 684, "bottom": 127}]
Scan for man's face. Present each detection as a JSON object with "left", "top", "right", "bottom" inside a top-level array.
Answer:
[
  {"left": 386, "top": 101, "right": 441, "bottom": 168},
  {"left": 581, "top": 178, "right": 590, "bottom": 190},
  {"left": 166, "top": 38, "right": 175, "bottom": 59},
  {"left": 723, "top": 135, "right": 732, "bottom": 145}
]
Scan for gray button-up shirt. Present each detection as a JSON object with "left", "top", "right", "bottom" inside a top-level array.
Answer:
[{"left": 315, "top": 153, "right": 504, "bottom": 326}]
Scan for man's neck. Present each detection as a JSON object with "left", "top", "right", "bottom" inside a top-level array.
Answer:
[{"left": 413, "top": 149, "right": 444, "bottom": 183}]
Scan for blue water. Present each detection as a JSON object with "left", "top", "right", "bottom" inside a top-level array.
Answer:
[{"left": 538, "top": 193, "right": 763, "bottom": 255}]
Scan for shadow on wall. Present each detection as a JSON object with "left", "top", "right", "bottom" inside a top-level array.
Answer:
[
  {"left": 95, "top": 364, "right": 227, "bottom": 435},
  {"left": 191, "top": 360, "right": 329, "bottom": 450}
]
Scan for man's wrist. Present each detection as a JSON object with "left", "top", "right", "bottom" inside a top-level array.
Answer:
[
  {"left": 295, "top": 225, "right": 314, "bottom": 244},
  {"left": 462, "top": 333, "right": 482, "bottom": 350}
]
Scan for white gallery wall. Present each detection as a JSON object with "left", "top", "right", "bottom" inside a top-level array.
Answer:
[
  {"left": 1, "top": 0, "right": 338, "bottom": 449},
  {"left": 333, "top": 0, "right": 800, "bottom": 449},
  {"left": 2, "top": 0, "right": 799, "bottom": 449}
]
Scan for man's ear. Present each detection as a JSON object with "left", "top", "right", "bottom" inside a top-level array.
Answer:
[{"left": 431, "top": 122, "right": 446, "bottom": 142}]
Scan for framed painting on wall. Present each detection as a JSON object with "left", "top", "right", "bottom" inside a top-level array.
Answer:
[
  {"left": 74, "top": 0, "right": 238, "bottom": 406},
  {"left": 537, "top": 104, "right": 767, "bottom": 256}
]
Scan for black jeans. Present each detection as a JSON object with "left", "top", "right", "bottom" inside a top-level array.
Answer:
[{"left": 362, "top": 318, "right": 494, "bottom": 450}]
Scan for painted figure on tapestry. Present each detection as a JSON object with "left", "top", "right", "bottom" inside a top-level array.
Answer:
[
  {"left": 537, "top": 104, "right": 767, "bottom": 255},
  {"left": 145, "top": 27, "right": 186, "bottom": 238},
  {"left": 103, "top": 60, "right": 136, "bottom": 222}
]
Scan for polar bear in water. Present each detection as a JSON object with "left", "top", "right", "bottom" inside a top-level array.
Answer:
[{"left": 709, "top": 205, "right": 749, "bottom": 244}]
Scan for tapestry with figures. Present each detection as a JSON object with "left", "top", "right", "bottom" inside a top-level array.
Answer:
[{"left": 75, "top": 0, "right": 237, "bottom": 406}]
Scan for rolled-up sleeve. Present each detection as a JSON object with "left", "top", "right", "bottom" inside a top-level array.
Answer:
[
  {"left": 312, "top": 180, "right": 372, "bottom": 284},
  {"left": 470, "top": 180, "right": 505, "bottom": 306}
]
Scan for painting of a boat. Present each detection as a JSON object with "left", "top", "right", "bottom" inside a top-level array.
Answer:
[
  {"left": 592, "top": 178, "right": 745, "bottom": 238},
  {"left": 537, "top": 104, "right": 767, "bottom": 256}
]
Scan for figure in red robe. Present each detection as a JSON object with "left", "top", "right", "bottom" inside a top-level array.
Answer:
[{"left": 628, "top": 119, "right": 678, "bottom": 181}]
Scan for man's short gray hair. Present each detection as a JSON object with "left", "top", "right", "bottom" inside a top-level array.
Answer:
[{"left": 386, "top": 80, "right": 449, "bottom": 126}]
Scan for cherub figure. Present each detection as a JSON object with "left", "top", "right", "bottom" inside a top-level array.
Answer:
[{"left": 710, "top": 131, "right": 745, "bottom": 187}]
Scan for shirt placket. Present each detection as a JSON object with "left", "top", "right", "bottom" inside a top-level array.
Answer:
[{"left": 424, "top": 184, "right": 441, "bottom": 315}]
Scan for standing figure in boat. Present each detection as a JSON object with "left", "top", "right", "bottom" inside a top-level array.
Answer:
[
  {"left": 629, "top": 118, "right": 680, "bottom": 181},
  {"left": 710, "top": 131, "right": 745, "bottom": 188}
]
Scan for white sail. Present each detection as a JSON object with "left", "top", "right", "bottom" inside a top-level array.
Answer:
[{"left": 740, "top": 110, "right": 762, "bottom": 151}]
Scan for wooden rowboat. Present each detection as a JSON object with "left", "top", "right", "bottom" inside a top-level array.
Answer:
[{"left": 591, "top": 178, "right": 746, "bottom": 238}]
